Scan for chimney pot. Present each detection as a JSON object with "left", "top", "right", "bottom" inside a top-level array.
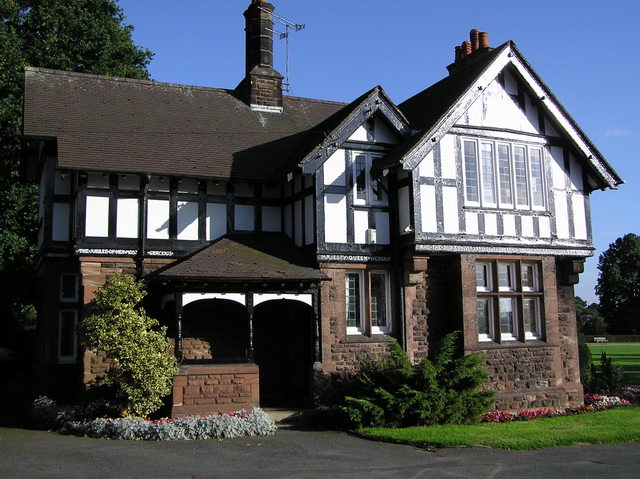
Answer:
[
  {"left": 470, "top": 29, "right": 480, "bottom": 51},
  {"left": 480, "top": 31, "right": 489, "bottom": 49},
  {"left": 463, "top": 41, "right": 472, "bottom": 56}
]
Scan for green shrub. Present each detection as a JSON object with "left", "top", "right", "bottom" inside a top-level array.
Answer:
[
  {"left": 578, "top": 336, "right": 593, "bottom": 390},
  {"left": 588, "top": 352, "right": 628, "bottom": 394},
  {"left": 79, "top": 274, "right": 179, "bottom": 417},
  {"left": 336, "top": 332, "right": 494, "bottom": 429}
]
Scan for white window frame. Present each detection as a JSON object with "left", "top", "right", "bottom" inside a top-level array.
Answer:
[
  {"left": 351, "top": 152, "right": 386, "bottom": 206},
  {"left": 58, "top": 309, "right": 78, "bottom": 363},
  {"left": 60, "top": 273, "right": 79, "bottom": 302},
  {"left": 346, "top": 270, "right": 392, "bottom": 336},
  {"left": 476, "top": 260, "right": 544, "bottom": 343},
  {"left": 346, "top": 272, "right": 364, "bottom": 335},
  {"left": 370, "top": 271, "right": 391, "bottom": 335},
  {"left": 462, "top": 138, "right": 547, "bottom": 211}
]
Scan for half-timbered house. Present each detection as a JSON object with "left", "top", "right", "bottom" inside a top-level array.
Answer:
[{"left": 23, "top": 0, "right": 622, "bottom": 414}]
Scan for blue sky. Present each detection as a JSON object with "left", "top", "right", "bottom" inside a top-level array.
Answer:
[{"left": 117, "top": 0, "right": 638, "bottom": 303}]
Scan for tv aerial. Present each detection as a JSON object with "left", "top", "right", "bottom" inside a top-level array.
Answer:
[{"left": 258, "top": 5, "right": 305, "bottom": 93}]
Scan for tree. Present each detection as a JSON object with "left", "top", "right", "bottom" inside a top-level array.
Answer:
[
  {"left": 79, "top": 274, "right": 178, "bottom": 417},
  {"left": 0, "top": 0, "right": 152, "bottom": 339},
  {"left": 596, "top": 234, "right": 640, "bottom": 334},
  {"left": 575, "top": 297, "right": 607, "bottom": 335}
]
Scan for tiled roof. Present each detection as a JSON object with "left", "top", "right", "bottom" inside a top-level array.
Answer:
[
  {"left": 23, "top": 67, "right": 345, "bottom": 183},
  {"left": 150, "top": 232, "right": 326, "bottom": 282}
]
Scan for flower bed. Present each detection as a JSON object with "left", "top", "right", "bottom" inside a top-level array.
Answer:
[
  {"left": 482, "top": 392, "right": 634, "bottom": 423},
  {"left": 32, "top": 396, "right": 277, "bottom": 440}
]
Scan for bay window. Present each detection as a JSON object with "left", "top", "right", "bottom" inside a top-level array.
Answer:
[
  {"left": 463, "top": 139, "right": 546, "bottom": 210},
  {"left": 476, "top": 260, "right": 543, "bottom": 342}
]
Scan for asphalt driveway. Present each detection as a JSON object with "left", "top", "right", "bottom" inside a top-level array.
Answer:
[{"left": 1, "top": 425, "right": 639, "bottom": 479}]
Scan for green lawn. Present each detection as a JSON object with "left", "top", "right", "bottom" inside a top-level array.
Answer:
[
  {"left": 357, "top": 406, "right": 640, "bottom": 450},
  {"left": 587, "top": 342, "right": 640, "bottom": 385}
]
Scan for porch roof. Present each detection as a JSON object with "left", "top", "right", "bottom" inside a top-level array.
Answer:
[{"left": 149, "top": 232, "right": 326, "bottom": 282}]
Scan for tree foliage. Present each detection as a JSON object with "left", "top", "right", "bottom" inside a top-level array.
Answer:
[
  {"left": 0, "top": 0, "right": 152, "bottom": 334},
  {"left": 575, "top": 296, "right": 607, "bottom": 335},
  {"left": 79, "top": 274, "right": 178, "bottom": 418},
  {"left": 337, "top": 332, "right": 494, "bottom": 429},
  {"left": 596, "top": 234, "right": 640, "bottom": 334}
]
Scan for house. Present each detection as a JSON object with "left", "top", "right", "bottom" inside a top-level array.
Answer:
[{"left": 22, "top": 0, "right": 622, "bottom": 415}]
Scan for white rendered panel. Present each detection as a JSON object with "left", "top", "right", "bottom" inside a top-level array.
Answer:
[
  {"left": 254, "top": 293, "right": 312, "bottom": 307},
  {"left": 420, "top": 184, "right": 437, "bottom": 233},
  {"left": 262, "top": 184, "right": 281, "bottom": 199},
  {"left": 262, "top": 205, "right": 281, "bottom": 232},
  {"left": 177, "top": 201, "right": 199, "bottom": 240},
  {"left": 235, "top": 204, "right": 255, "bottom": 231},
  {"left": 148, "top": 176, "right": 170, "bottom": 192},
  {"left": 418, "top": 150, "right": 435, "bottom": 178},
  {"left": 538, "top": 216, "right": 551, "bottom": 238},
  {"left": 373, "top": 116, "right": 398, "bottom": 143},
  {"left": 398, "top": 186, "right": 411, "bottom": 234},
  {"left": 206, "top": 203, "right": 227, "bottom": 240},
  {"left": 118, "top": 175, "right": 139, "bottom": 191},
  {"left": 147, "top": 199, "right": 170, "bottom": 239},
  {"left": 440, "top": 134, "right": 457, "bottom": 179},
  {"left": 177, "top": 178, "right": 198, "bottom": 194},
  {"left": 484, "top": 213, "right": 498, "bottom": 236},
  {"left": 349, "top": 125, "right": 368, "bottom": 142},
  {"left": 87, "top": 172, "right": 109, "bottom": 189},
  {"left": 554, "top": 191, "right": 570, "bottom": 239},
  {"left": 294, "top": 200, "right": 302, "bottom": 246},
  {"left": 550, "top": 146, "right": 566, "bottom": 189},
  {"left": 544, "top": 118, "right": 560, "bottom": 137},
  {"left": 442, "top": 187, "right": 459, "bottom": 234},
  {"left": 572, "top": 194, "right": 588, "bottom": 240},
  {"left": 183, "top": 292, "right": 246, "bottom": 307},
  {"left": 375, "top": 211, "right": 390, "bottom": 244},
  {"left": 503, "top": 71, "right": 518, "bottom": 95},
  {"left": 85, "top": 196, "right": 110, "bottom": 237},
  {"left": 284, "top": 204, "right": 292, "bottom": 238},
  {"left": 207, "top": 180, "right": 226, "bottom": 196},
  {"left": 116, "top": 198, "right": 139, "bottom": 238},
  {"left": 54, "top": 172, "right": 71, "bottom": 194},
  {"left": 569, "top": 154, "right": 584, "bottom": 191},
  {"left": 524, "top": 93, "right": 539, "bottom": 132},
  {"left": 465, "top": 212, "right": 479, "bottom": 235},
  {"left": 235, "top": 183, "right": 254, "bottom": 197},
  {"left": 521, "top": 215, "right": 534, "bottom": 237},
  {"left": 304, "top": 195, "right": 314, "bottom": 245},
  {"left": 323, "top": 150, "right": 346, "bottom": 186},
  {"left": 324, "top": 194, "right": 347, "bottom": 243},
  {"left": 354, "top": 209, "right": 368, "bottom": 244},
  {"left": 503, "top": 214, "right": 516, "bottom": 236},
  {"left": 52, "top": 203, "right": 70, "bottom": 241}
]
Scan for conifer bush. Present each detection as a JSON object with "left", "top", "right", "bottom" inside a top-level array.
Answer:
[
  {"left": 337, "top": 332, "right": 494, "bottom": 429},
  {"left": 79, "top": 274, "right": 179, "bottom": 417}
]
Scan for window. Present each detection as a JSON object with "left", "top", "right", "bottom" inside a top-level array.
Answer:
[
  {"left": 351, "top": 153, "right": 385, "bottom": 205},
  {"left": 475, "top": 260, "right": 543, "bottom": 342},
  {"left": 346, "top": 271, "right": 391, "bottom": 335},
  {"left": 463, "top": 139, "right": 546, "bottom": 210},
  {"left": 60, "top": 274, "right": 79, "bottom": 302},
  {"left": 58, "top": 310, "right": 77, "bottom": 363}
]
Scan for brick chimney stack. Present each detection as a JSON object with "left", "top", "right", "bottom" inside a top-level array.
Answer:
[
  {"left": 236, "top": 0, "right": 284, "bottom": 111},
  {"left": 448, "top": 29, "right": 490, "bottom": 75}
]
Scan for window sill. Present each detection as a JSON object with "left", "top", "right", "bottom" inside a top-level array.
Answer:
[{"left": 342, "top": 333, "right": 391, "bottom": 344}]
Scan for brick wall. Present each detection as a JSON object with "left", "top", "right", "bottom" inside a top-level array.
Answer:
[{"left": 171, "top": 363, "right": 259, "bottom": 417}]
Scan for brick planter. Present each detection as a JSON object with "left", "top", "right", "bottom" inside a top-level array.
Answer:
[{"left": 171, "top": 363, "right": 260, "bottom": 417}]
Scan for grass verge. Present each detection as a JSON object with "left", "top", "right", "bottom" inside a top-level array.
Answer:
[
  {"left": 587, "top": 342, "right": 640, "bottom": 385},
  {"left": 357, "top": 406, "right": 640, "bottom": 450}
]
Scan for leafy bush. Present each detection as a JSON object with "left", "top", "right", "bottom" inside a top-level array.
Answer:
[
  {"left": 335, "top": 332, "right": 494, "bottom": 429},
  {"left": 79, "top": 274, "right": 179, "bottom": 417},
  {"left": 587, "top": 351, "right": 628, "bottom": 394},
  {"left": 578, "top": 336, "right": 593, "bottom": 389},
  {"left": 32, "top": 396, "right": 276, "bottom": 440}
]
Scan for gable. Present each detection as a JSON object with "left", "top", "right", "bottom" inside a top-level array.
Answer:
[
  {"left": 456, "top": 70, "right": 540, "bottom": 134},
  {"left": 390, "top": 43, "right": 622, "bottom": 191}
]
